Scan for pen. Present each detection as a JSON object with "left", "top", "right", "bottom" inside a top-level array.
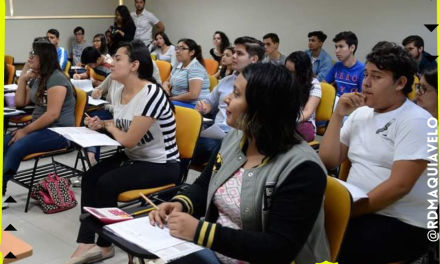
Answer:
[
  {"left": 130, "top": 207, "right": 155, "bottom": 216},
  {"left": 84, "top": 113, "right": 91, "bottom": 118},
  {"left": 139, "top": 193, "right": 159, "bottom": 210}
]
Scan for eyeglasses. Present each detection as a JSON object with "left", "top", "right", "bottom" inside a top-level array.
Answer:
[
  {"left": 416, "top": 84, "right": 428, "bottom": 95},
  {"left": 175, "top": 46, "right": 189, "bottom": 52},
  {"left": 29, "top": 50, "right": 36, "bottom": 59}
]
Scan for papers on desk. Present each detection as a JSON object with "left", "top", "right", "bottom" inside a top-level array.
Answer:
[
  {"left": 71, "top": 79, "right": 94, "bottom": 92},
  {"left": 200, "top": 124, "right": 225, "bottom": 140},
  {"left": 71, "top": 66, "right": 84, "bottom": 70},
  {"left": 5, "top": 84, "right": 18, "bottom": 92},
  {"left": 335, "top": 178, "right": 369, "bottom": 202},
  {"left": 4, "top": 107, "right": 25, "bottom": 116},
  {"left": 88, "top": 96, "right": 109, "bottom": 106},
  {"left": 49, "top": 127, "right": 121, "bottom": 148},
  {"left": 202, "top": 117, "right": 213, "bottom": 123},
  {"left": 16, "top": 70, "right": 22, "bottom": 77},
  {"left": 105, "top": 217, "right": 203, "bottom": 262}
]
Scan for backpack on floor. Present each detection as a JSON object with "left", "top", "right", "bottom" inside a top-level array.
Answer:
[{"left": 30, "top": 173, "right": 77, "bottom": 214}]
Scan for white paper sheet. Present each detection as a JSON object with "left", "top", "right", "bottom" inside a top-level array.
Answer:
[
  {"left": 88, "top": 96, "right": 109, "bottom": 106},
  {"left": 105, "top": 217, "right": 202, "bottom": 262},
  {"left": 200, "top": 124, "right": 225, "bottom": 139},
  {"left": 16, "top": 70, "right": 22, "bottom": 77},
  {"left": 4, "top": 107, "right": 25, "bottom": 116},
  {"left": 4, "top": 84, "right": 18, "bottom": 92},
  {"left": 71, "top": 79, "right": 94, "bottom": 92},
  {"left": 49, "top": 127, "right": 121, "bottom": 147},
  {"left": 335, "top": 178, "right": 369, "bottom": 202}
]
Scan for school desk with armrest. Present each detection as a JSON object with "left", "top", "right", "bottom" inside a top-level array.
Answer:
[
  {"left": 0, "top": 231, "right": 33, "bottom": 263},
  {"left": 308, "top": 82, "right": 336, "bottom": 150},
  {"left": 11, "top": 88, "right": 88, "bottom": 212},
  {"left": 117, "top": 106, "right": 203, "bottom": 207}
]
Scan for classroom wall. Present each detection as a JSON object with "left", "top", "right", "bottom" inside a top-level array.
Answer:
[
  {"left": 130, "top": 0, "right": 437, "bottom": 62},
  {"left": 6, "top": 0, "right": 437, "bottom": 63}
]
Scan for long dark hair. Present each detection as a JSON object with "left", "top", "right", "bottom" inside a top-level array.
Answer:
[
  {"left": 155, "top": 32, "right": 173, "bottom": 47},
  {"left": 33, "top": 37, "right": 64, "bottom": 105},
  {"left": 94, "top": 33, "right": 108, "bottom": 55},
  {"left": 214, "top": 31, "right": 230, "bottom": 54},
  {"left": 285, "top": 51, "right": 314, "bottom": 107},
  {"left": 115, "top": 5, "right": 135, "bottom": 28},
  {"left": 423, "top": 66, "right": 438, "bottom": 93},
  {"left": 177, "top": 38, "right": 205, "bottom": 67},
  {"left": 119, "top": 40, "right": 175, "bottom": 112},
  {"left": 240, "top": 63, "right": 303, "bottom": 157}
]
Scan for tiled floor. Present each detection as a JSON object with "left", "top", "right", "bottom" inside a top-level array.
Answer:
[{"left": 2, "top": 149, "right": 201, "bottom": 264}]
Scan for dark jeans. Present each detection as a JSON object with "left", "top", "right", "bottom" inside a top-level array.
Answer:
[
  {"left": 338, "top": 213, "right": 432, "bottom": 264},
  {"left": 3, "top": 129, "right": 69, "bottom": 194},
  {"left": 77, "top": 152, "right": 180, "bottom": 247},
  {"left": 192, "top": 137, "right": 222, "bottom": 165}
]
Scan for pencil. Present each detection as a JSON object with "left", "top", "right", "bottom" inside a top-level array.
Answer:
[
  {"left": 84, "top": 113, "right": 91, "bottom": 118},
  {"left": 139, "top": 193, "right": 159, "bottom": 210},
  {"left": 130, "top": 207, "right": 155, "bottom": 216}
]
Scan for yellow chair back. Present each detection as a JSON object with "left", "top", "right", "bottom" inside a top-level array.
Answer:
[
  {"left": 5, "top": 55, "right": 14, "bottom": 65},
  {"left": 150, "top": 54, "right": 157, "bottom": 61},
  {"left": 6, "top": 64, "right": 15, "bottom": 84},
  {"left": 408, "top": 75, "right": 419, "bottom": 101},
  {"left": 64, "top": 61, "right": 71, "bottom": 78},
  {"left": 156, "top": 60, "right": 172, "bottom": 83},
  {"left": 209, "top": 75, "right": 218, "bottom": 92},
  {"left": 88, "top": 67, "right": 106, "bottom": 82},
  {"left": 316, "top": 82, "right": 336, "bottom": 135},
  {"left": 74, "top": 88, "right": 88, "bottom": 127},
  {"left": 203, "top": 59, "right": 219, "bottom": 75}
]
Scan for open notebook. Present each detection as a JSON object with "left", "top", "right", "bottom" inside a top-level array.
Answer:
[
  {"left": 335, "top": 178, "right": 369, "bottom": 202},
  {"left": 105, "top": 217, "right": 203, "bottom": 263},
  {"left": 49, "top": 127, "right": 121, "bottom": 148}
]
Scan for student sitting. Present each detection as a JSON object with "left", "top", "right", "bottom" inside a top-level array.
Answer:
[
  {"left": 193, "top": 36, "right": 264, "bottom": 165},
  {"left": 402, "top": 35, "right": 437, "bottom": 77},
  {"left": 73, "top": 47, "right": 113, "bottom": 87},
  {"left": 71, "top": 26, "right": 90, "bottom": 69},
  {"left": 68, "top": 40, "right": 180, "bottom": 264},
  {"left": 213, "top": 46, "right": 234, "bottom": 80},
  {"left": 324, "top": 31, "right": 364, "bottom": 98},
  {"left": 46, "top": 29, "right": 68, "bottom": 71},
  {"left": 163, "top": 38, "right": 210, "bottom": 108},
  {"left": 285, "top": 51, "right": 321, "bottom": 142},
  {"left": 416, "top": 66, "right": 437, "bottom": 119},
  {"left": 305, "top": 31, "right": 333, "bottom": 81},
  {"left": 149, "top": 63, "right": 330, "bottom": 264},
  {"left": 92, "top": 33, "right": 110, "bottom": 57},
  {"left": 210, "top": 31, "right": 230, "bottom": 63},
  {"left": 149, "top": 32, "right": 177, "bottom": 68},
  {"left": 319, "top": 42, "right": 435, "bottom": 264},
  {"left": 3, "top": 37, "right": 75, "bottom": 208},
  {"left": 262, "top": 33, "right": 287, "bottom": 65}
]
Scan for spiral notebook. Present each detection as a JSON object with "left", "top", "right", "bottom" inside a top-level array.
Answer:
[{"left": 104, "top": 217, "right": 203, "bottom": 262}]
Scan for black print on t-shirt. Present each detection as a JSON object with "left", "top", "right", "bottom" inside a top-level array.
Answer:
[
  {"left": 376, "top": 118, "right": 396, "bottom": 137},
  {"left": 116, "top": 118, "right": 154, "bottom": 145}
]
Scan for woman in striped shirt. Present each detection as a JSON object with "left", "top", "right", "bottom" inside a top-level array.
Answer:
[{"left": 68, "top": 40, "right": 180, "bottom": 264}]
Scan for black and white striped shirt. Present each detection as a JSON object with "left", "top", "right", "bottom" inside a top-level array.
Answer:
[{"left": 111, "top": 84, "right": 179, "bottom": 163}]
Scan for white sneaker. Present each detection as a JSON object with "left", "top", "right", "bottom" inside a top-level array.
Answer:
[{"left": 2, "top": 196, "right": 9, "bottom": 209}]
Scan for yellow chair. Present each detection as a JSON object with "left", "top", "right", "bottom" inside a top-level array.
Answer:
[
  {"left": 209, "top": 75, "right": 218, "bottom": 92},
  {"left": 64, "top": 61, "right": 71, "bottom": 78},
  {"left": 12, "top": 88, "right": 88, "bottom": 212},
  {"left": 150, "top": 54, "right": 157, "bottom": 61},
  {"left": 6, "top": 64, "right": 15, "bottom": 84},
  {"left": 5, "top": 55, "right": 14, "bottom": 65},
  {"left": 325, "top": 176, "right": 352, "bottom": 262},
  {"left": 203, "top": 59, "right": 219, "bottom": 75},
  {"left": 155, "top": 60, "right": 172, "bottom": 83},
  {"left": 118, "top": 106, "right": 203, "bottom": 204},
  {"left": 309, "top": 82, "right": 337, "bottom": 149},
  {"left": 408, "top": 75, "right": 419, "bottom": 101}
]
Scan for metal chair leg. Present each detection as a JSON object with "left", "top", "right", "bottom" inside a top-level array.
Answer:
[{"left": 25, "top": 157, "right": 40, "bottom": 213}]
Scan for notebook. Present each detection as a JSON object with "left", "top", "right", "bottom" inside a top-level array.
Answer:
[
  {"left": 84, "top": 207, "right": 133, "bottom": 224},
  {"left": 48, "top": 127, "right": 121, "bottom": 148}
]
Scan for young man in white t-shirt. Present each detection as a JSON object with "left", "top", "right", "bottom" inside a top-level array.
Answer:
[
  {"left": 131, "top": 0, "right": 165, "bottom": 47},
  {"left": 319, "top": 42, "right": 436, "bottom": 263}
]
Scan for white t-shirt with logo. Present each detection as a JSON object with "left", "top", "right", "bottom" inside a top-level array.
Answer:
[
  {"left": 111, "top": 83, "right": 179, "bottom": 163},
  {"left": 340, "top": 99, "right": 436, "bottom": 229}
]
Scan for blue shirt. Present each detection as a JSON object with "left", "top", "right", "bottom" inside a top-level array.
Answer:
[
  {"left": 305, "top": 49, "right": 333, "bottom": 82},
  {"left": 203, "top": 73, "right": 237, "bottom": 132},
  {"left": 325, "top": 60, "right": 365, "bottom": 97},
  {"left": 171, "top": 58, "right": 210, "bottom": 105},
  {"left": 57, "top": 47, "right": 68, "bottom": 71}
]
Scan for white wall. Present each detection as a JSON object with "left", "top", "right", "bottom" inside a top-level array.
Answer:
[
  {"left": 130, "top": 0, "right": 437, "bottom": 62},
  {"left": 6, "top": 0, "right": 437, "bottom": 63}
]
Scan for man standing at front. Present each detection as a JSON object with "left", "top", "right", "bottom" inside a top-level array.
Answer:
[{"left": 131, "top": 0, "right": 165, "bottom": 47}]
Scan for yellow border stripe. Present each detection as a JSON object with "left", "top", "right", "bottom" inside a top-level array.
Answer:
[
  {"left": 174, "top": 195, "right": 194, "bottom": 215},
  {"left": 197, "top": 222, "right": 209, "bottom": 246},
  {"left": 0, "top": 0, "right": 5, "bottom": 254},
  {"left": 206, "top": 224, "right": 216, "bottom": 248}
]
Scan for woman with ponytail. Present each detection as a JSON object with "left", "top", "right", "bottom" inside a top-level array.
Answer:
[
  {"left": 162, "top": 38, "right": 210, "bottom": 108},
  {"left": 3, "top": 37, "right": 75, "bottom": 206},
  {"left": 68, "top": 40, "right": 180, "bottom": 264}
]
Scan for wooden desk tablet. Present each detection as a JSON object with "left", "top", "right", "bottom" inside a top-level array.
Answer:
[{"left": 0, "top": 231, "right": 33, "bottom": 263}]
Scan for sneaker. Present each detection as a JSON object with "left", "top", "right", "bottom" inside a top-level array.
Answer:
[
  {"left": 72, "top": 178, "right": 82, "bottom": 188},
  {"left": 2, "top": 196, "right": 9, "bottom": 209}
]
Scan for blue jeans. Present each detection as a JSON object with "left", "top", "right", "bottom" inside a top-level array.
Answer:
[
  {"left": 192, "top": 137, "right": 222, "bottom": 164},
  {"left": 170, "top": 249, "right": 221, "bottom": 264},
  {"left": 172, "top": 100, "right": 196, "bottom": 109},
  {"left": 3, "top": 129, "right": 69, "bottom": 194}
]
